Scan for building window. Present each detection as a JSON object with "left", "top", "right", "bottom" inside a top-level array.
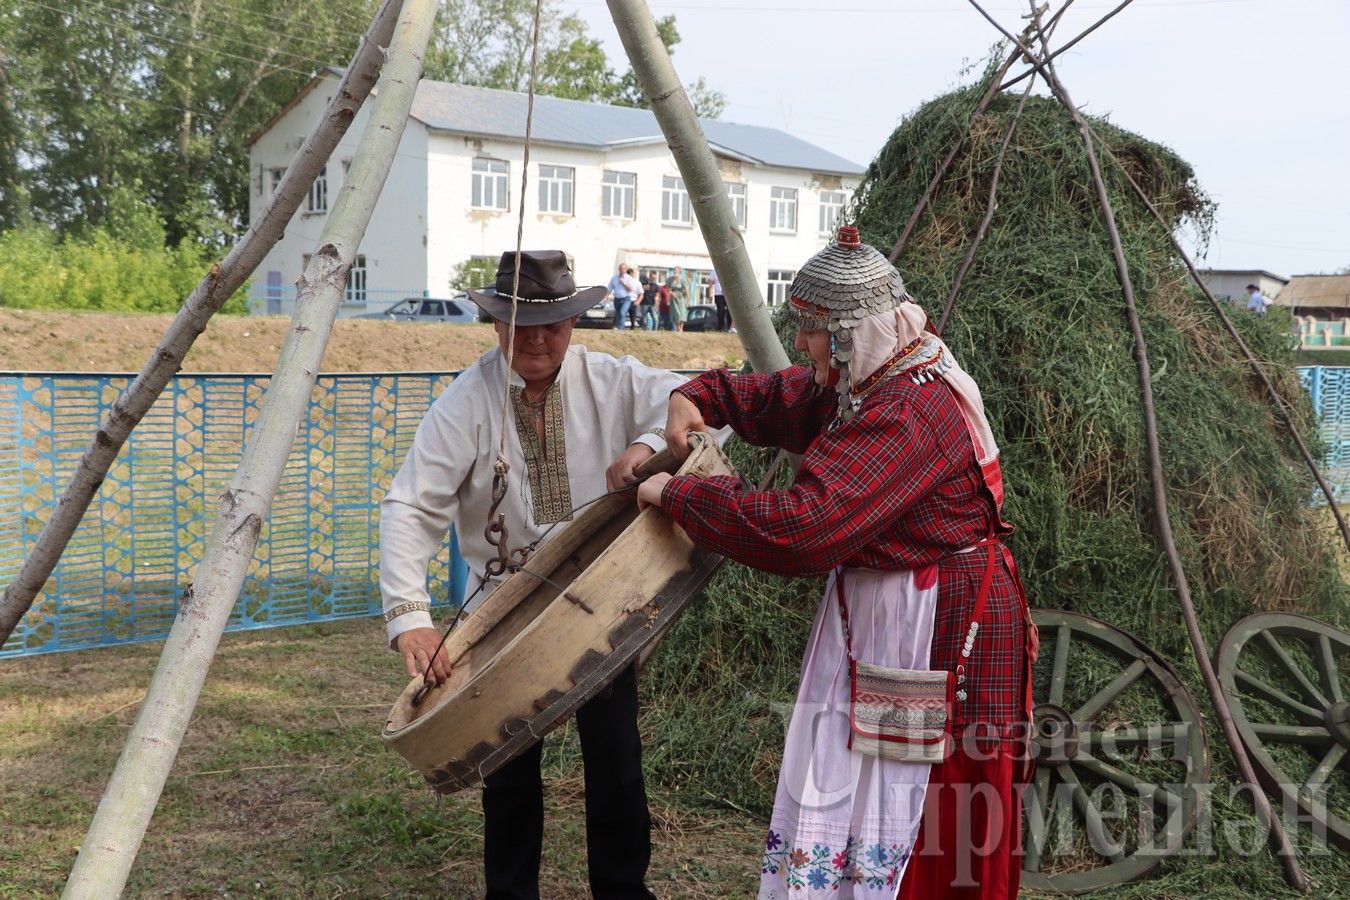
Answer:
[
  {"left": 345, "top": 254, "right": 367, "bottom": 304},
  {"left": 819, "top": 190, "right": 846, "bottom": 236},
  {"left": 472, "top": 158, "right": 509, "bottom": 210},
  {"left": 725, "top": 182, "right": 746, "bottom": 229},
  {"left": 662, "top": 175, "right": 692, "bottom": 226},
  {"left": 767, "top": 269, "right": 794, "bottom": 307},
  {"left": 538, "top": 164, "right": 574, "bottom": 215},
  {"left": 307, "top": 165, "right": 328, "bottom": 213},
  {"left": 769, "top": 187, "right": 797, "bottom": 233},
  {"left": 602, "top": 170, "right": 636, "bottom": 219},
  {"left": 269, "top": 167, "right": 286, "bottom": 196}
]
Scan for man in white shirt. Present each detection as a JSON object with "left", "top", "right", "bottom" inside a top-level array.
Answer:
[
  {"left": 1247, "top": 282, "right": 1271, "bottom": 315},
  {"left": 381, "top": 251, "right": 682, "bottom": 899},
  {"left": 606, "top": 262, "right": 639, "bottom": 331}
]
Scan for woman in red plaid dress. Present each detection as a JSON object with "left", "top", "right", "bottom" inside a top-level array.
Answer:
[{"left": 637, "top": 227, "right": 1036, "bottom": 898}]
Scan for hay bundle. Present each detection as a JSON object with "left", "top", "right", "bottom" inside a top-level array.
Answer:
[{"left": 639, "top": 71, "right": 1348, "bottom": 824}]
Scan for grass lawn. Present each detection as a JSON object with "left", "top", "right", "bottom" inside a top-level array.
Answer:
[{"left": 0, "top": 617, "right": 763, "bottom": 897}]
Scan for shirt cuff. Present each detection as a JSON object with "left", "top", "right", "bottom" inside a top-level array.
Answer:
[
  {"left": 660, "top": 474, "right": 698, "bottom": 520},
  {"left": 384, "top": 601, "right": 435, "bottom": 650},
  {"left": 632, "top": 429, "right": 666, "bottom": 454}
]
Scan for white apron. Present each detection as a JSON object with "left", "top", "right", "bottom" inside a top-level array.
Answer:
[{"left": 759, "top": 566, "right": 937, "bottom": 898}]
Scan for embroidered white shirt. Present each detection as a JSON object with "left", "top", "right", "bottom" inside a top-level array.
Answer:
[{"left": 379, "top": 345, "right": 693, "bottom": 647}]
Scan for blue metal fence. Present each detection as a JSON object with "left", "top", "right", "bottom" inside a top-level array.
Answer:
[
  {"left": 0, "top": 371, "right": 468, "bottom": 658},
  {"left": 1298, "top": 366, "right": 1350, "bottom": 503},
  {"left": 4, "top": 366, "right": 1347, "bottom": 658}
]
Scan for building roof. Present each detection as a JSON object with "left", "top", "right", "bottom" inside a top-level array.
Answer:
[
  {"left": 1197, "top": 268, "right": 1289, "bottom": 284},
  {"left": 1277, "top": 274, "right": 1350, "bottom": 309},
  {"left": 249, "top": 70, "right": 864, "bottom": 177}
]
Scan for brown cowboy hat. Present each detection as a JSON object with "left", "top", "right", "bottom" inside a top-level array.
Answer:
[{"left": 467, "top": 250, "right": 606, "bottom": 325}]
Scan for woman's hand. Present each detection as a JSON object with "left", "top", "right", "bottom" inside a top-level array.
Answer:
[
  {"left": 665, "top": 392, "right": 707, "bottom": 460},
  {"left": 395, "top": 626, "right": 452, "bottom": 685},
  {"left": 636, "top": 472, "right": 673, "bottom": 511},
  {"left": 606, "top": 442, "right": 655, "bottom": 491}
]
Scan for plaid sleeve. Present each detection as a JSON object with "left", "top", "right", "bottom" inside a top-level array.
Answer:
[
  {"left": 675, "top": 365, "right": 836, "bottom": 453},
  {"left": 661, "top": 385, "right": 971, "bottom": 575}
]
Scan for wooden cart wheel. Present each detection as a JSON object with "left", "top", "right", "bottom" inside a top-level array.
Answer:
[
  {"left": 1021, "top": 610, "right": 1210, "bottom": 895},
  {"left": 1216, "top": 612, "right": 1350, "bottom": 850}
]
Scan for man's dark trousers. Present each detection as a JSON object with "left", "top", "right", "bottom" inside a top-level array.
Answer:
[
  {"left": 714, "top": 294, "right": 729, "bottom": 331},
  {"left": 482, "top": 664, "right": 656, "bottom": 899}
]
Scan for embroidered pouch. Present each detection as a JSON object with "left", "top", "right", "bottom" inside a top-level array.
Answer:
[{"left": 847, "top": 659, "right": 953, "bottom": 763}]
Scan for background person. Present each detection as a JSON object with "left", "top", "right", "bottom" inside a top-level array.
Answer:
[
  {"left": 607, "top": 262, "right": 639, "bottom": 330},
  {"left": 666, "top": 266, "right": 689, "bottom": 332},
  {"left": 1246, "top": 282, "right": 1272, "bottom": 315}
]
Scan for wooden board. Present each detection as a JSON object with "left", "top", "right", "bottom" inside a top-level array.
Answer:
[{"left": 382, "top": 433, "right": 736, "bottom": 793}]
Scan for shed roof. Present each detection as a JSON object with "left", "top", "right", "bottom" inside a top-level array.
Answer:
[
  {"left": 249, "top": 70, "right": 864, "bottom": 176},
  {"left": 1278, "top": 274, "right": 1350, "bottom": 309},
  {"left": 1198, "top": 268, "right": 1289, "bottom": 284}
]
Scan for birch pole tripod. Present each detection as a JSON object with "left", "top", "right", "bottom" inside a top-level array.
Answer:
[
  {"left": 606, "top": 0, "right": 790, "bottom": 375},
  {"left": 61, "top": 1, "right": 439, "bottom": 894}
]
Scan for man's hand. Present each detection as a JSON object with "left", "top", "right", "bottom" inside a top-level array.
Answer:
[
  {"left": 606, "top": 442, "right": 655, "bottom": 491},
  {"left": 665, "top": 392, "right": 708, "bottom": 460},
  {"left": 395, "top": 627, "right": 452, "bottom": 685},
  {"left": 637, "top": 471, "right": 673, "bottom": 511}
]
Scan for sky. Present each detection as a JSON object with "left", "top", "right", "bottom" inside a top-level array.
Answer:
[{"left": 568, "top": 0, "right": 1350, "bottom": 279}]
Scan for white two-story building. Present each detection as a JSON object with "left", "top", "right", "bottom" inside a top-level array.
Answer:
[{"left": 246, "top": 69, "right": 865, "bottom": 316}]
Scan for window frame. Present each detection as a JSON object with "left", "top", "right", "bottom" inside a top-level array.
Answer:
[
  {"left": 537, "top": 163, "right": 575, "bottom": 215},
  {"left": 769, "top": 186, "right": 798, "bottom": 233},
  {"left": 766, "top": 269, "right": 795, "bottom": 307},
  {"left": 661, "top": 175, "right": 692, "bottom": 227},
  {"left": 345, "top": 254, "right": 367, "bottom": 304},
  {"left": 307, "top": 165, "right": 328, "bottom": 213},
  {"left": 601, "top": 170, "right": 637, "bottom": 220},
  {"left": 269, "top": 167, "right": 287, "bottom": 196},
  {"left": 471, "top": 157, "right": 510, "bottom": 211},
  {"left": 724, "top": 181, "right": 747, "bottom": 229},
  {"left": 819, "top": 190, "right": 846, "bottom": 237}
]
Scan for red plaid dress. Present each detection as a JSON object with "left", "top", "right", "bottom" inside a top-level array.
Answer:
[{"left": 664, "top": 365, "right": 1028, "bottom": 728}]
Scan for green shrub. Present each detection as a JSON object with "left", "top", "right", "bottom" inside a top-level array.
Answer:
[{"left": 0, "top": 190, "right": 247, "bottom": 314}]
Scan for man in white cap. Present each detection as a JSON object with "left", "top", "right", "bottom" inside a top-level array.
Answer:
[{"left": 379, "top": 250, "right": 681, "bottom": 899}]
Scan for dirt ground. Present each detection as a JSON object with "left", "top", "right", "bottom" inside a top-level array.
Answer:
[{"left": 0, "top": 309, "right": 748, "bottom": 374}]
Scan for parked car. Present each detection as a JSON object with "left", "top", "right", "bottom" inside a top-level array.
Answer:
[
  {"left": 576, "top": 298, "right": 616, "bottom": 329},
  {"left": 357, "top": 294, "right": 478, "bottom": 324},
  {"left": 681, "top": 303, "right": 717, "bottom": 332}
]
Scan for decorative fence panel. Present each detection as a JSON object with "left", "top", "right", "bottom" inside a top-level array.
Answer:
[
  {"left": 0, "top": 372, "right": 467, "bottom": 658},
  {"left": 5, "top": 367, "right": 1345, "bottom": 658},
  {"left": 1299, "top": 366, "right": 1350, "bottom": 503}
]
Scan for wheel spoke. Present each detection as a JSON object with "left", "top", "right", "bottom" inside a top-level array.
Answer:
[
  {"left": 1023, "top": 766, "right": 1054, "bottom": 873},
  {"left": 1259, "top": 630, "right": 1330, "bottom": 709},
  {"left": 1317, "top": 634, "right": 1344, "bottom": 704},
  {"left": 1057, "top": 763, "right": 1126, "bottom": 863},
  {"left": 1233, "top": 668, "right": 1324, "bottom": 723},
  {"left": 1074, "top": 754, "right": 1183, "bottom": 811},
  {"left": 1081, "top": 722, "right": 1187, "bottom": 749},
  {"left": 1049, "top": 623, "right": 1071, "bottom": 705},
  {"left": 1074, "top": 659, "right": 1147, "bottom": 722},
  {"left": 1303, "top": 744, "right": 1347, "bottom": 797},
  {"left": 1249, "top": 722, "right": 1332, "bottom": 746}
]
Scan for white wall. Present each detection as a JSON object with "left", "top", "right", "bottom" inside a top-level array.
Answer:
[
  {"left": 1199, "top": 271, "right": 1286, "bottom": 307},
  {"left": 249, "top": 73, "right": 860, "bottom": 315},
  {"left": 424, "top": 134, "right": 858, "bottom": 302},
  {"left": 247, "top": 75, "right": 430, "bottom": 317}
]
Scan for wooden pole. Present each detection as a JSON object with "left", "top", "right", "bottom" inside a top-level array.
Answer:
[
  {"left": 1101, "top": 143, "right": 1350, "bottom": 553},
  {"left": 886, "top": 31, "right": 1032, "bottom": 264},
  {"left": 0, "top": 0, "right": 406, "bottom": 647},
  {"left": 604, "top": 0, "right": 789, "bottom": 375},
  {"left": 968, "top": 1, "right": 1309, "bottom": 888},
  {"left": 60, "top": 2, "right": 439, "bottom": 895},
  {"left": 937, "top": 75, "right": 1035, "bottom": 333}
]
